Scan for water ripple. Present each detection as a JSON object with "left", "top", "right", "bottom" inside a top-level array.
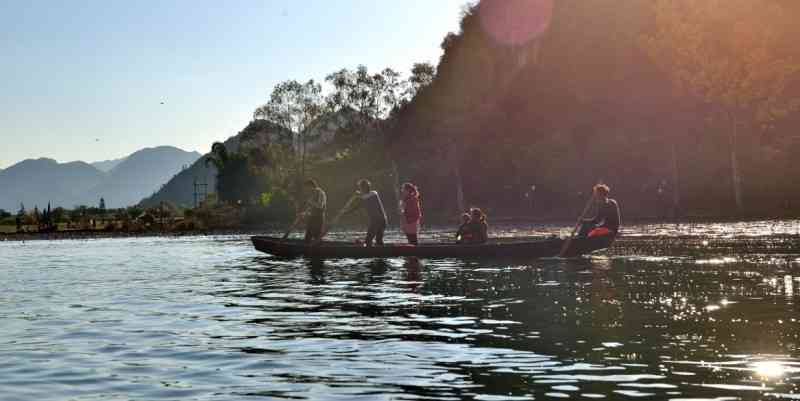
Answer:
[{"left": 1, "top": 224, "right": 800, "bottom": 400}]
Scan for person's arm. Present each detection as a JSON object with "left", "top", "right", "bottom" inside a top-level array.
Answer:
[
  {"left": 479, "top": 223, "right": 489, "bottom": 243},
  {"left": 341, "top": 193, "right": 362, "bottom": 215},
  {"left": 456, "top": 223, "right": 466, "bottom": 238}
]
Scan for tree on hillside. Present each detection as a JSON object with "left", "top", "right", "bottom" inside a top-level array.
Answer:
[
  {"left": 325, "top": 66, "right": 407, "bottom": 147},
  {"left": 205, "top": 142, "right": 264, "bottom": 205},
  {"left": 407, "top": 63, "right": 436, "bottom": 98},
  {"left": 326, "top": 64, "right": 436, "bottom": 205},
  {"left": 253, "top": 79, "right": 326, "bottom": 183},
  {"left": 642, "top": 0, "right": 800, "bottom": 214}
]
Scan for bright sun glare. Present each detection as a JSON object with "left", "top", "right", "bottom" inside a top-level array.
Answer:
[{"left": 752, "top": 361, "right": 785, "bottom": 379}]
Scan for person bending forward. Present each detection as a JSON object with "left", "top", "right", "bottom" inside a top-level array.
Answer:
[{"left": 345, "top": 179, "right": 388, "bottom": 247}]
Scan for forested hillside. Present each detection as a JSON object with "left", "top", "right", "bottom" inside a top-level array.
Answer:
[{"left": 389, "top": 0, "right": 800, "bottom": 219}]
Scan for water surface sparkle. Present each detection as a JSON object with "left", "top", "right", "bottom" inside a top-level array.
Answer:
[{"left": 1, "top": 223, "right": 799, "bottom": 400}]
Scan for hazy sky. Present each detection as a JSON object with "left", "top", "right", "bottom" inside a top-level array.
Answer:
[{"left": 0, "top": 0, "right": 468, "bottom": 169}]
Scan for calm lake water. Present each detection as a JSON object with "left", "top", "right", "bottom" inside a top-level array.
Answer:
[{"left": 2, "top": 221, "right": 800, "bottom": 401}]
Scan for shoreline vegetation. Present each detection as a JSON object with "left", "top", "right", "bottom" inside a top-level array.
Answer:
[{"left": 2, "top": 214, "right": 797, "bottom": 243}]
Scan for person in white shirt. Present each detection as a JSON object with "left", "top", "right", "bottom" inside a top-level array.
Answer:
[{"left": 302, "top": 179, "right": 327, "bottom": 243}]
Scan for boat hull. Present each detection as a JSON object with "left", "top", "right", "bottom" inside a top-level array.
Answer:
[{"left": 251, "top": 236, "right": 613, "bottom": 259}]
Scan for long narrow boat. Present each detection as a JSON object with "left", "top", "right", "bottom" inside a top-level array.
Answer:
[{"left": 251, "top": 235, "right": 614, "bottom": 259}]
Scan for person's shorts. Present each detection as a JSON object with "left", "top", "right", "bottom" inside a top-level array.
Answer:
[{"left": 588, "top": 227, "right": 612, "bottom": 237}]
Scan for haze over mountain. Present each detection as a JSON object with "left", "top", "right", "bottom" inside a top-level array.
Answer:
[
  {"left": 0, "top": 159, "right": 108, "bottom": 212},
  {"left": 93, "top": 147, "right": 201, "bottom": 208},
  {"left": 0, "top": 146, "right": 201, "bottom": 211},
  {"left": 140, "top": 118, "right": 327, "bottom": 208},
  {"left": 91, "top": 157, "right": 127, "bottom": 172}
]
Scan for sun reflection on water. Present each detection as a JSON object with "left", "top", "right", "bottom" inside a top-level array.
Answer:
[{"left": 752, "top": 361, "right": 785, "bottom": 379}]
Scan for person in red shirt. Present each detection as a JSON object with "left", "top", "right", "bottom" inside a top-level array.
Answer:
[
  {"left": 399, "top": 182, "right": 422, "bottom": 245},
  {"left": 579, "top": 184, "right": 621, "bottom": 238}
]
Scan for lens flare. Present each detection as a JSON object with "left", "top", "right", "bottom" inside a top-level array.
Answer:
[{"left": 479, "top": 0, "right": 554, "bottom": 46}]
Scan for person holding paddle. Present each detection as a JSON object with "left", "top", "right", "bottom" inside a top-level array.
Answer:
[
  {"left": 579, "top": 184, "right": 620, "bottom": 238},
  {"left": 342, "top": 179, "right": 388, "bottom": 247},
  {"left": 559, "top": 183, "right": 620, "bottom": 257},
  {"left": 301, "top": 178, "right": 327, "bottom": 243}
]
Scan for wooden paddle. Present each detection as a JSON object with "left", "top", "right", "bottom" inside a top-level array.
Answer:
[
  {"left": 281, "top": 213, "right": 305, "bottom": 239},
  {"left": 559, "top": 192, "right": 596, "bottom": 257},
  {"left": 319, "top": 192, "right": 360, "bottom": 239}
]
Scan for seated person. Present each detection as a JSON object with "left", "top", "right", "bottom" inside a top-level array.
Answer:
[
  {"left": 456, "top": 212, "right": 471, "bottom": 244},
  {"left": 462, "top": 208, "right": 488, "bottom": 244},
  {"left": 579, "top": 184, "right": 620, "bottom": 238}
]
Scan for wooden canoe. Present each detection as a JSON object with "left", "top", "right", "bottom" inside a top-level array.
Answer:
[{"left": 251, "top": 235, "right": 613, "bottom": 259}]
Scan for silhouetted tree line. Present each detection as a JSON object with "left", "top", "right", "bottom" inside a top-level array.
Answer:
[
  {"left": 390, "top": 0, "right": 800, "bottom": 220},
  {"left": 209, "top": 0, "right": 799, "bottom": 223}
]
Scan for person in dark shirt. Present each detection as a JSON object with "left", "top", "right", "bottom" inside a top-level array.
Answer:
[
  {"left": 344, "top": 179, "right": 388, "bottom": 247},
  {"left": 579, "top": 184, "right": 621, "bottom": 238},
  {"left": 463, "top": 208, "right": 489, "bottom": 244}
]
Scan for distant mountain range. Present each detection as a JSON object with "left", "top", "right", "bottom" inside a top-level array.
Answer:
[
  {"left": 0, "top": 146, "right": 201, "bottom": 211},
  {"left": 91, "top": 157, "right": 127, "bottom": 172}
]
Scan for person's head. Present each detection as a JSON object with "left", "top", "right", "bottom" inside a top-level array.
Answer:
[
  {"left": 470, "top": 207, "right": 485, "bottom": 221},
  {"left": 593, "top": 184, "right": 610, "bottom": 200},
  {"left": 304, "top": 178, "right": 319, "bottom": 190},
  {"left": 357, "top": 179, "right": 371, "bottom": 193},
  {"left": 402, "top": 182, "right": 417, "bottom": 196},
  {"left": 461, "top": 212, "right": 471, "bottom": 224}
]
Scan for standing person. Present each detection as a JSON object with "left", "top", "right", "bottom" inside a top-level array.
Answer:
[
  {"left": 579, "top": 184, "right": 621, "bottom": 238},
  {"left": 301, "top": 179, "right": 327, "bottom": 243},
  {"left": 344, "top": 179, "right": 388, "bottom": 247},
  {"left": 399, "top": 182, "right": 422, "bottom": 245}
]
